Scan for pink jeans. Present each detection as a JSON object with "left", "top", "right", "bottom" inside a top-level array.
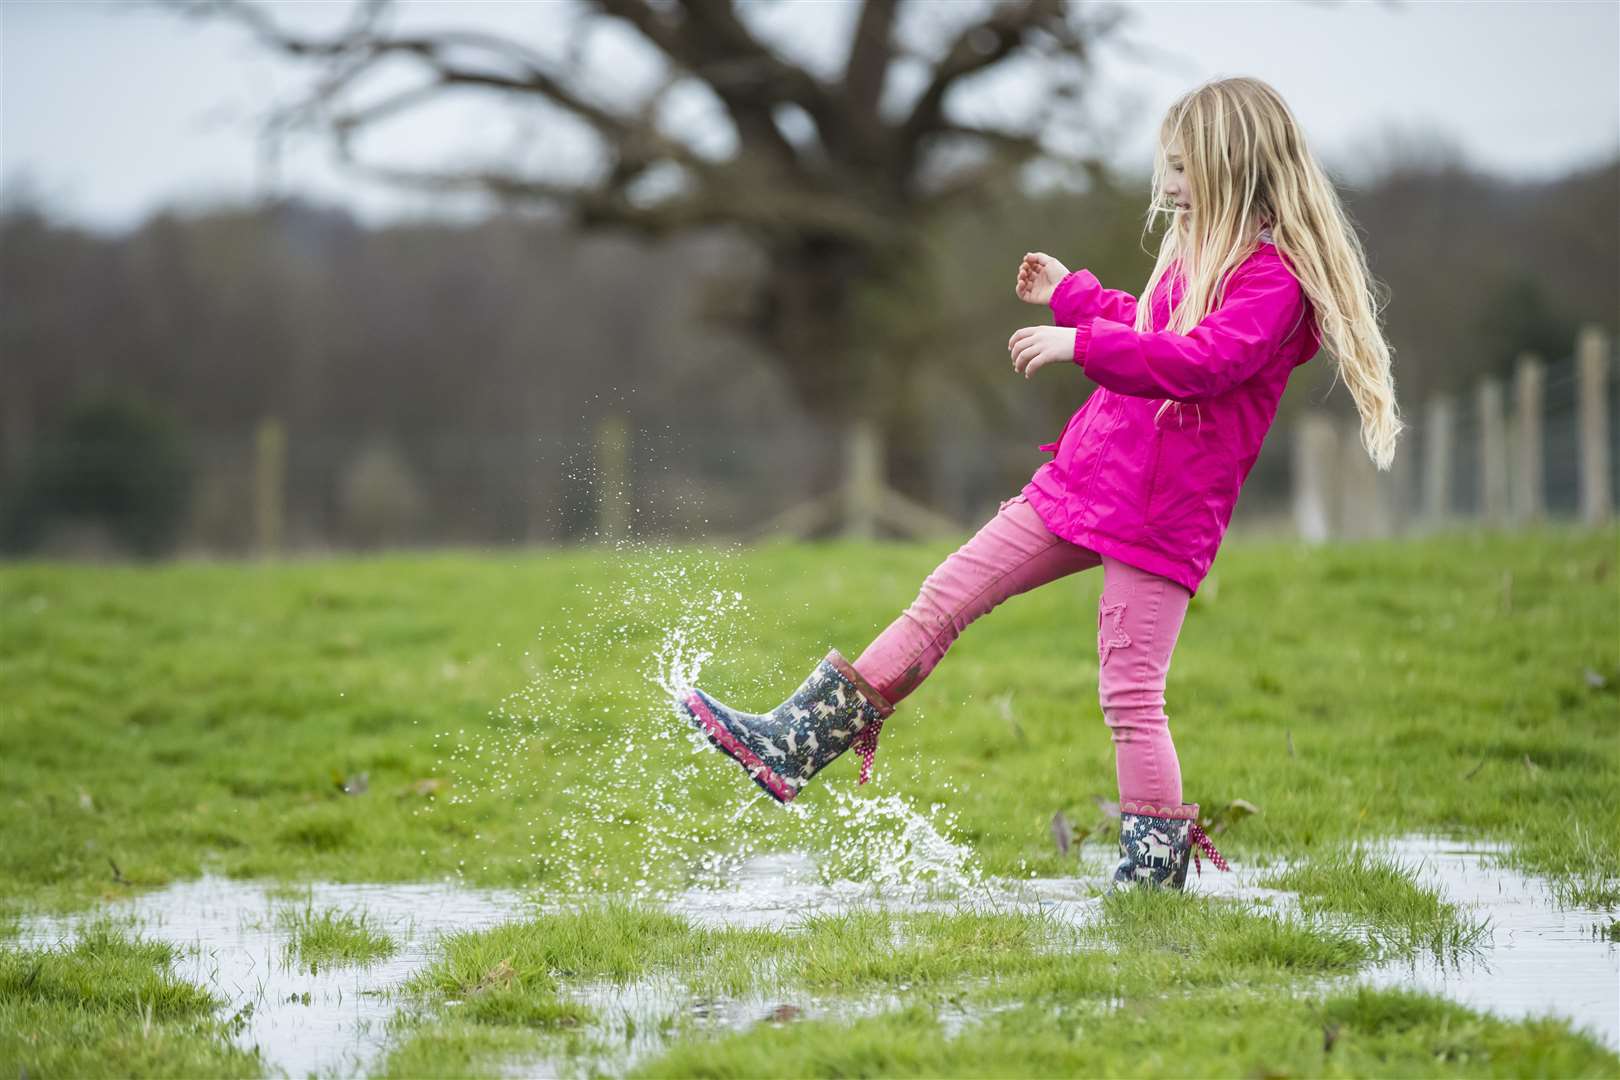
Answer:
[{"left": 851, "top": 492, "right": 1193, "bottom": 806}]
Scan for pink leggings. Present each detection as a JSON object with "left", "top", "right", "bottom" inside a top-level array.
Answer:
[{"left": 851, "top": 492, "right": 1193, "bottom": 806}]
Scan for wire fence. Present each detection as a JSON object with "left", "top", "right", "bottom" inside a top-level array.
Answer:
[
  {"left": 1289, "top": 327, "right": 1616, "bottom": 541},
  {"left": 4, "top": 330, "right": 1611, "bottom": 559}
]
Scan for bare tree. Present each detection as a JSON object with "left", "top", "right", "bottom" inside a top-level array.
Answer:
[{"left": 160, "top": 0, "right": 1128, "bottom": 536}]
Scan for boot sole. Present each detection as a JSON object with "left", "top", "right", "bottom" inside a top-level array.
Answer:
[{"left": 679, "top": 690, "right": 799, "bottom": 804}]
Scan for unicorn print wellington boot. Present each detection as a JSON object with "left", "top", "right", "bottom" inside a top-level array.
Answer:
[
  {"left": 675, "top": 649, "right": 895, "bottom": 804},
  {"left": 1111, "top": 801, "right": 1229, "bottom": 891}
]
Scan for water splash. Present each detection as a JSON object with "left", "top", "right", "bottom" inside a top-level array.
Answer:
[{"left": 433, "top": 530, "right": 986, "bottom": 903}]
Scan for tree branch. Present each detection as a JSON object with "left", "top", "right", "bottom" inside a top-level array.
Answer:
[
  {"left": 597, "top": 0, "right": 848, "bottom": 166},
  {"left": 902, "top": 0, "right": 1067, "bottom": 145},
  {"left": 843, "top": 0, "right": 900, "bottom": 117}
]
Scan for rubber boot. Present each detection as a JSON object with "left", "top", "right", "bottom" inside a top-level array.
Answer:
[
  {"left": 675, "top": 648, "right": 895, "bottom": 804},
  {"left": 1110, "top": 800, "right": 1228, "bottom": 891}
]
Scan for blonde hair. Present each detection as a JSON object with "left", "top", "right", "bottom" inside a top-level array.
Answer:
[{"left": 1136, "top": 76, "right": 1405, "bottom": 471}]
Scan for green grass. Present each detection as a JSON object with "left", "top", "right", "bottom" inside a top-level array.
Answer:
[
  {"left": 274, "top": 894, "right": 397, "bottom": 970},
  {"left": 1262, "top": 847, "right": 1491, "bottom": 959},
  {"left": 630, "top": 986, "right": 1618, "bottom": 1079},
  {"left": 403, "top": 901, "right": 780, "bottom": 1003},
  {"left": 0, "top": 921, "right": 261, "bottom": 1078},
  {"left": 2, "top": 524, "right": 1617, "bottom": 1076},
  {"left": 376, "top": 1014, "right": 554, "bottom": 1080}
]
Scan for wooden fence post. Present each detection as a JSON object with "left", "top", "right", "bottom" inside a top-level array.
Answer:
[
  {"left": 254, "top": 417, "right": 285, "bottom": 557},
  {"left": 1477, "top": 377, "right": 1508, "bottom": 526},
  {"left": 1576, "top": 325, "right": 1612, "bottom": 526},
  {"left": 1337, "top": 420, "right": 1393, "bottom": 540},
  {"left": 595, "top": 414, "right": 631, "bottom": 542},
  {"left": 843, "top": 417, "right": 883, "bottom": 541},
  {"left": 1420, "top": 396, "right": 1454, "bottom": 527},
  {"left": 1292, "top": 411, "right": 1337, "bottom": 543},
  {"left": 1511, "top": 352, "right": 1545, "bottom": 525}
]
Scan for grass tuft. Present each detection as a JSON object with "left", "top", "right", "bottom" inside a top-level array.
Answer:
[
  {"left": 276, "top": 896, "right": 397, "bottom": 969},
  {"left": 1261, "top": 847, "right": 1491, "bottom": 960},
  {"left": 0, "top": 920, "right": 261, "bottom": 1077},
  {"left": 1502, "top": 818, "right": 1620, "bottom": 909}
]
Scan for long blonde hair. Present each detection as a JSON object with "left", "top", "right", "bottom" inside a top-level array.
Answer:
[{"left": 1137, "top": 76, "right": 1404, "bottom": 471}]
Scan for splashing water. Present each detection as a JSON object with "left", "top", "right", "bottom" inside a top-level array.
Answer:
[{"left": 432, "top": 531, "right": 985, "bottom": 903}]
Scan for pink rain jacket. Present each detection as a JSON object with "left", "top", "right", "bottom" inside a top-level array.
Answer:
[{"left": 1021, "top": 231, "right": 1321, "bottom": 596}]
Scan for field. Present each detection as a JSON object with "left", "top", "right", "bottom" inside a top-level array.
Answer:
[{"left": 2, "top": 525, "right": 1617, "bottom": 1078}]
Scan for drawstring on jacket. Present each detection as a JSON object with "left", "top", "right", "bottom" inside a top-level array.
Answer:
[{"left": 1152, "top": 399, "right": 1203, "bottom": 433}]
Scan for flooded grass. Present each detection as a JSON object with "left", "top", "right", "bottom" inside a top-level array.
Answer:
[
  {"left": 1358, "top": 836, "right": 1620, "bottom": 1057},
  {"left": 1261, "top": 845, "right": 1490, "bottom": 960},
  {"left": 5, "top": 838, "right": 1617, "bottom": 1076},
  {"left": 1503, "top": 818, "right": 1620, "bottom": 909},
  {"left": 379, "top": 887, "right": 1383, "bottom": 1077},
  {"left": 0, "top": 920, "right": 260, "bottom": 1078},
  {"left": 10, "top": 877, "right": 528, "bottom": 1078}
]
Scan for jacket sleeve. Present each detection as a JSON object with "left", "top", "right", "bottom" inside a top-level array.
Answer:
[
  {"left": 1072, "top": 257, "right": 1307, "bottom": 403},
  {"left": 1049, "top": 269, "right": 1139, "bottom": 328}
]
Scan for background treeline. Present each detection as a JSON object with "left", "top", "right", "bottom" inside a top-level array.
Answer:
[{"left": 2, "top": 154, "right": 1615, "bottom": 556}]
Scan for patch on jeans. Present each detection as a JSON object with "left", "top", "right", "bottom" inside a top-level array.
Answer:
[
  {"left": 888, "top": 661, "right": 924, "bottom": 701},
  {"left": 1098, "top": 600, "right": 1131, "bottom": 666}
]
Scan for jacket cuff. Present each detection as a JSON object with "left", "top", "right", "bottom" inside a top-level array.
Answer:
[
  {"left": 1073, "top": 317, "right": 1095, "bottom": 366},
  {"left": 1048, "top": 270, "right": 1085, "bottom": 327}
]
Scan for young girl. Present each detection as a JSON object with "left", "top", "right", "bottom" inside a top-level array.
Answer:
[{"left": 675, "top": 76, "right": 1403, "bottom": 889}]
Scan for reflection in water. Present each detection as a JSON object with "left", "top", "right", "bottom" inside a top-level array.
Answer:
[
  {"left": 14, "top": 834, "right": 1617, "bottom": 1078},
  {"left": 18, "top": 878, "right": 529, "bottom": 1079},
  {"left": 1361, "top": 835, "right": 1618, "bottom": 1051}
]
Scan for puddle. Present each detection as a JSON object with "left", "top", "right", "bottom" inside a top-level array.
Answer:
[
  {"left": 504, "top": 974, "right": 928, "bottom": 1078},
  {"left": 15, "top": 877, "right": 530, "bottom": 1079},
  {"left": 13, "top": 835, "right": 1616, "bottom": 1077},
  {"left": 656, "top": 841, "right": 1273, "bottom": 933},
  {"left": 1361, "top": 835, "right": 1619, "bottom": 1050},
  {"left": 4, "top": 850, "right": 1250, "bottom": 1078}
]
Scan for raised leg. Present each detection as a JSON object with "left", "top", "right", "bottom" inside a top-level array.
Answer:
[{"left": 852, "top": 493, "right": 1101, "bottom": 704}]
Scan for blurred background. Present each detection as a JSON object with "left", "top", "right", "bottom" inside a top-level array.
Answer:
[{"left": 2, "top": 0, "right": 1616, "bottom": 559}]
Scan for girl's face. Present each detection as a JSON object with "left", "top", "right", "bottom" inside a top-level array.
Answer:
[{"left": 1164, "top": 141, "right": 1192, "bottom": 215}]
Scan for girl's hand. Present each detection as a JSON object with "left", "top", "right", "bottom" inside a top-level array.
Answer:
[
  {"left": 1015, "top": 251, "right": 1070, "bottom": 305},
  {"left": 1008, "top": 325, "right": 1077, "bottom": 379}
]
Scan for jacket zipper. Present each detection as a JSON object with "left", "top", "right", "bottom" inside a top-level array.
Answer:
[{"left": 1143, "top": 426, "right": 1166, "bottom": 521}]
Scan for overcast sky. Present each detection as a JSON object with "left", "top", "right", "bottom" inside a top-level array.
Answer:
[{"left": 3, "top": 0, "right": 1617, "bottom": 235}]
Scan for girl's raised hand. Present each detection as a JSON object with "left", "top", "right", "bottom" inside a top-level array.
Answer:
[{"left": 1015, "top": 251, "right": 1070, "bottom": 305}]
